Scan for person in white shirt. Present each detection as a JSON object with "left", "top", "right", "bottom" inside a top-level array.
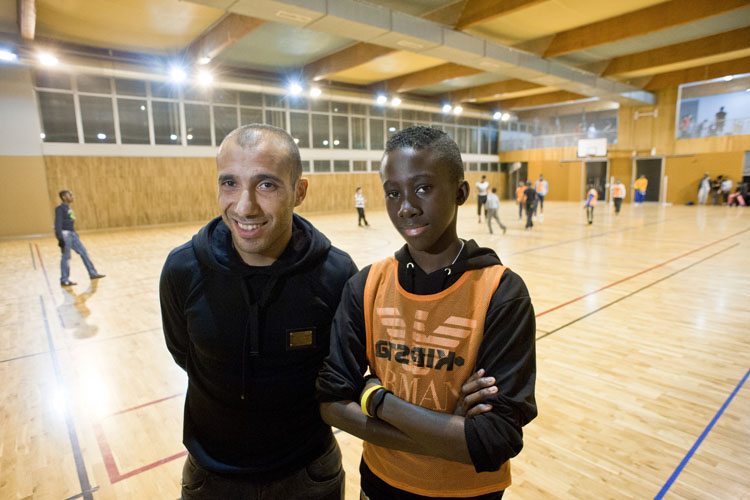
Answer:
[
  {"left": 355, "top": 186, "right": 369, "bottom": 227},
  {"left": 485, "top": 187, "right": 506, "bottom": 235},
  {"left": 610, "top": 179, "right": 626, "bottom": 215},
  {"left": 697, "top": 173, "right": 710, "bottom": 205},
  {"left": 533, "top": 174, "right": 549, "bottom": 221},
  {"left": 720, "top": 177, "right": 733, "bottom": 205},
  {"left": 475, "top": 175, "right": 489, "bottom": 223}
]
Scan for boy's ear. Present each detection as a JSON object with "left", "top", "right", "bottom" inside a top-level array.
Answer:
[{"left": 456, "top": 180, "right": 470, "bottom": 206}]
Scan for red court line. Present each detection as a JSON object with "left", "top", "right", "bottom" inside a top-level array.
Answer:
[
  {"left": 94, "top": 393, "right": 187, "bottom": 484},
  {"left": 536, "top": 227, "right": 750, "bottom": 318}
]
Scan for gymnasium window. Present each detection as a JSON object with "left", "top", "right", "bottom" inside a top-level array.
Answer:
[
  {"left": 37, "top": 92, "right": 78, "bottom": 143},
  {"left": 333, "top": 160, "right": 349, "bottom": 172},
  {"left": 214, "top": 106, "right": 239, "bottom": 145},
  {"left": 290, "top": 112, "right": 310, "bottom": 148},
  {"left": 352, "top": 161, "right": 367, "bottom": 172},
  {"left": 152, "top": 101, "right": 181, "bottom": 145},
  {"left": 117, "top": 99, "right": 150, "bottom": 144},
  {"left": 79, "top": 95, "right": 116, "bottom": 144},
  {"left": 184, "top": 104, "right": 211, "bottom": 145}
]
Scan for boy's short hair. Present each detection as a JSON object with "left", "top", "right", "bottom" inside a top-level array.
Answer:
[
  {"left": 383, "top": 126, "right": 464, "bottom": 183},
  {"left": 59, "top": 190, "right": 71, "bottom": 200}
]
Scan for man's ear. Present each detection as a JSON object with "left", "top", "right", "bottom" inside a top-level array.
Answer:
[
  {"left": 294, "top": 178, "right": 309, "bottom": 207},
  {"left": 456, "top": 180, "right": 470, "bottom": 206}
]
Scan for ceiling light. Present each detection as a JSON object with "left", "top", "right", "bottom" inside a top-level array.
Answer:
[
  {"left": 293, "top": 138, "right": 300, "bottom": 144},
  {"left": 376, "top": 94, "right": 388, "bottom": 105},
  {"left": 198, "top": 56, "right": 211, "bottom": 65},
  {"left": 169, "top": 67, "right": 187, "bottom": 83},
  {"left": 187, "top": 134, "right": 194, "bottom": 140},
  {"left": 323, "top": 140, "right": 329, "bottom": 146},
  {"left": 38, "top": 52, "right": 58, "bottom": 66},
  {"left": 333, "top": 139, "right": 340, "bottom": 146},
  {"left": 442, "top": 104, "right": 452, "bottom": 113},
  {"left": 501, "top": 113, "right": 511, "bottom": 122},
  {"left": 140, "top": 105, "right": 146, "bottom": 111},
  {"left": 289, "top": 82, "right": 303, "bottom": 96},
  {"left": 96, "top": 133, "right": 107, "bottom": 140},
  {"left": 391, "top": 97, "right": 401, "bottom": 107},
  {"left": 309, "top": 87, "right": 322, "bottom": 98},
  {"left": 452, "top": 106, "right": 463, "bottom": 115},
  {"left": 388, "top": 127, "right": 396, "bottom": 132},
  {"left": 723, "top": 75, "right": 733, "bottom": 81},
  {"left": 197, "top": 70, "right": 213, "bottom": 86},
  {"left": 0, "top": 49, "right": 18, "bottom": 62},
  {"left": 170, "top": 134, "right": 178, "bottom": 141},
  {"left": 40, "top": 132, "right": 46, "bottom": 139},
  {"left": 493, "top": 111, "right": 501, "bottom": 120}
]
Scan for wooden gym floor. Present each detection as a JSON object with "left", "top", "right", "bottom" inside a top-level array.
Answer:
[{"left": 1, "top": 201, "right": 748, "bottom": 500}]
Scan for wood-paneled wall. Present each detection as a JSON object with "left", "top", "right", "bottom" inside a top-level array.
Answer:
[
  {"left": 665, "top": 151, "right": 745, "bottom": 205},
  {"left": 0, "top": 156, "right": 53, "bottom": 237}
]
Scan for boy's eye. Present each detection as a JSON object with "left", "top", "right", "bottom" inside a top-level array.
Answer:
[
  {"left": 416, "top": 185, "right": 431, "bottom": 194},
  {"left": 385, "top": 191, "right": 399, "bottom": 199}
]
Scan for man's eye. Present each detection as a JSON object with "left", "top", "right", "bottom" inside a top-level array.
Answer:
[
  {"left": 221, "top": 180, "right": 235, "bottom": 187},
  {"left": 258, "top": 182, "right": 276, "bottom": 190}
]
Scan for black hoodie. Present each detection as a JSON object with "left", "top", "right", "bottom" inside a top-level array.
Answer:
[
  {"left": 160, "top": 214, "right": 357, "bottom": 477},
  {"left": 317, "top": 240, "right": 537, "bottom": 475}
]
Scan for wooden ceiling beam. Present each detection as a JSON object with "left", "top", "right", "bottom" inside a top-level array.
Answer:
[
  {"left": 455, "top": 0, "right": 548, "bottom": 30},
  {"left": 380, "top": 63, "right": 483, "bottom": 94},
  {"left": 603, "top": 26, "right": 750, "bottom": 77},
  {"left": 303, "top": 43, "right": 397, "bottom": 82},
  {"left": 421, "top": 0, "right": 467, "bottom": 26},
  {"left": 643, "top": 56, "right": 750, "bottom": 90},
  {"left": 186, "top": 13, "right": 264, "bottom": 64},
  {"left": 493, "top": 91, "right": 589, "bottom": 110},
  {"left": 543, "top": 0, "right": 748, "bottom": 59},
  {"left": 18, "top": 0, "right": 36, "bottom": 40},
  {"left": 449, "top": 79, "right": 545, "bottom": 103}
]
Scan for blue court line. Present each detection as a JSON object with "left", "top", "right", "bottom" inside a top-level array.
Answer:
[
  {"left": 39, "top": 295, "right": 95, "bottom": 500},
  {"left": 654, "top": 368, "right": 750, "bottom": 500}
]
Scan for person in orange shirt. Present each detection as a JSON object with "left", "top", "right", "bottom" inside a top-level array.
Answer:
[
  {"left": 634, "top": 175, "right": 648, "bottom": 204},
  {"left": 585, "top": 184, "right": 598, "bottom": 224},
  {"left": 317, "top": 126, "right": 537, "bottom": 500},
  {"left": 515, "top": 181, "right": 526, "bottom": 220}
]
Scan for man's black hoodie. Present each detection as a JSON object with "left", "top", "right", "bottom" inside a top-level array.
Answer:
[{"left": 160, "top": 214, "right": 357, "bottom": 477}]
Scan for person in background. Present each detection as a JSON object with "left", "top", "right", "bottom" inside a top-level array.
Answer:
[
  {"left": 697, "top": 173, "right": 711, "bottom": 205},
  {"left": 485, "top": 187, "right": 507, "bottom": 235},
  {"left": 634, "top": 175, "right": 648, "bottom": 204},
  {"left": 54, "top": 190, "right": 105, "bottom": 287},
  {"left": 475, "top": 175, "right": 490, "bottom": 224},
  {"left": 720, "top": 176, "right": 733, "bottom": 205},
  {"left": 585, "top": 184, "right": 598, "bottom": 225},
  {"left": 727, "top": 182, "right": 747, "bottom": 207},
  {"left": 611, "top": 179, "right": 626, "bottom": 215},
  {"left": 711, "top": 175, "right": 722, "bottom": 205},
  {"left": 523, "top": 181, "right": 537, "bottom": 230},
  {"left": 160, "top": 124, "right": 358, "bottom": 500},
  {"left": 355, "top": 186, "right": 369, "bottom": 227},
  {"left": 515, "top": 181, "right": 526, "bottom": 220},
  {"left": 534, "top": 174, "right": 548, "bottom": 222},
  {"left": 317, "top": 126, "right": 537, "bottom": 500},
  {"left": 715, "top": 106, "right": 726, "bottom": 135}
]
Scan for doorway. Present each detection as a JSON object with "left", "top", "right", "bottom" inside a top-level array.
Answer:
[
  {"left": 583, "top": 160, "right": 608, "bottom": 202},
  {"left": 634, "top": 158, "right": 663, "bottom": 202},
  {"left": 505, "top": 161, "right": 527, "bottom": 200}
]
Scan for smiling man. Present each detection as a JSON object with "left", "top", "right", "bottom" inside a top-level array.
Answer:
[{"left": 160, "top": 124, "right": 357, "bottom": 499}]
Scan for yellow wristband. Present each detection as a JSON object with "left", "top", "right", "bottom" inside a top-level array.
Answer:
[{"left": 360, "top": 384, "right": 385, "bottom": 418}]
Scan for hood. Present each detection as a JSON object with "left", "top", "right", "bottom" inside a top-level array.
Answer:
[
  {"left": 191, "top": 214, "right": 331, "bottom": 277},
  {"left": 395, "top": 239, "right": 501, "bottom": 274}
]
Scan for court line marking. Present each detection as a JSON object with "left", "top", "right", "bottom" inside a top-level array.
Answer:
[
  {"left": 537, "top": 243, "right": 738, "bottom": 340},
  {"left": 29, "top": 242, "right": 36, "bottom": 270},
  {"left": 0, "top": 351, "right": 48, "bottom": 364},
  {"left": 535, "top": 227, "right": 750, "bottom": 319},
  {"left": 39, "top": 295, "right": 95, "bottom": 500},
  {"left": 653, "top": 369, "right": 750, "bottom": 500}
]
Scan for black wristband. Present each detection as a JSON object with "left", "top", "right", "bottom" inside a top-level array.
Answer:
[{"left": 368, "top": 388, "right": 392, "bottom": 418}]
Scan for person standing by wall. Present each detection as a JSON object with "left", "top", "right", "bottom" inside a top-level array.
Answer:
[
  {"left": 634, "top": 175, "right": 648, "bottom": 204},
  {"left": 355, "top": 186, "right": 369, "bottom": 227},
  {"left": 485, "top": 187, "right": 507, "bottom": 235},
  {"left": 697, "top": 173, "right": 711, "bottom": 205},
  {"left": 611, "top": 179, "right": 626, "bottom": 215},
  {"left": 515, "top": 181, "right": 526, "bottom": 220},
  {"left": 475, "top": 175, "right": 489, "bottom": 223},
  {"left": 160, "top": 124, "right": 358, "bottom": 500},
  {"left": 534, "top": 174, "right": 548, "bottom": 221},
  {"left": 585, "top": 184, "right": 598, "bottom": 225},
  {"left": 715, "top": 106, "right": 727, "bottom": 135},
  {"left": 720, "top": 176, "right": 733, "bottom": 205},
  {"left": 54, "top": 190, "right": 105, "bottom": 287}
]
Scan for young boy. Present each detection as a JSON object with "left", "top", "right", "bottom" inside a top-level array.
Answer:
[
  {"left": 522, "top": 181, "right": 537, "bottom": 230},
  {"left": 485, "top": 187, "right": 506, "bottom": 235},
  {"left": 585, "top": 184, "right": 598, "bottom": 224},
  {"left": 316, "top": 126, "right": 537, "bottom": 500},
  {"left": 356, "top": 186, "right": 370, "bottom": 227},
  {"left": 515, "top": 181, "right": 525, "bottom": 220}
]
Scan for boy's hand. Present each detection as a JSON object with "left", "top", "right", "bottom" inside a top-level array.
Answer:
[{"left": 454, "top": 369, "right": 497, "bottom": 418}]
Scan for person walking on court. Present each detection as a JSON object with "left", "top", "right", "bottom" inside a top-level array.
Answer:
[
  {"left": 697, "top": 173, "right": 711, "bottom": 205},
  {"left": 634, "top": 175, "right": 648, "bottom": 204},
  {"left": 160, "top": 124, "right": 358, "bottom": 500},
  {"left": 523, "top": 181, "right": 537, "bottom": 230},
  {"left": 317, "top": 126, "right": 537, "bottom": 500},
  {"left": 585, "top": 184, "right": 598, "bottom": 225},
  {"left": 54, "top": 190, "right": 105, "bottom": 287},
  {"left": 611, "top": 179, "right": 626, "bottom": 215},
  {"left": 515, "top": 181, "right": 526, "bottom": 220},
  {"left": 485, "top": 187, "right": 507, "bottom": 235},
  {"left": 355, "top": 186, "right": 369, "bottom": 227},
  {"left": 476, "top": 174, "right": 489, "bottom": 223},
  {"left": 534, "top": 174, "right": 548, "bottom": 221}
]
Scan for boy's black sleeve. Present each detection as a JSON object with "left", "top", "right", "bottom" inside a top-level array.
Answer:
[
  {"left": 316, "top": 267, "right": 371, "bottom": 402},
  {"left": 464, "top": 269, "right": 537, "bottom": 472}
]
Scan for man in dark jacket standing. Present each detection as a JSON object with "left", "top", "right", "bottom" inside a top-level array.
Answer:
[
  {"left": 54, "top": 190, "right": 105, "bottom": 286},
  {"left": 159, "top": 124, "right": 357, "bottom": 499}
]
